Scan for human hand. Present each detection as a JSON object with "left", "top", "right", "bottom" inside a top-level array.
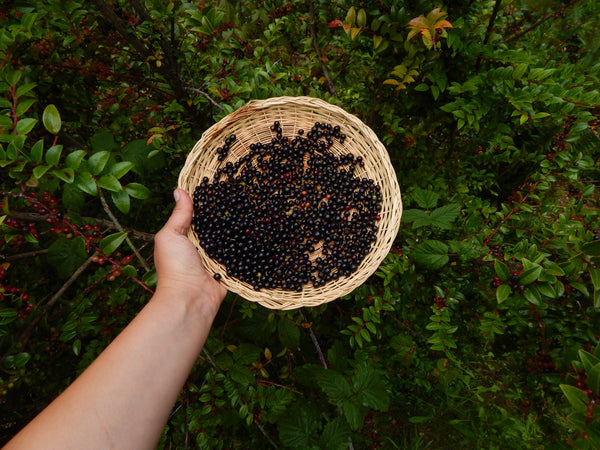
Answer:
[{"left": 154, "top": 189, "right": 227, "bottom": 314}]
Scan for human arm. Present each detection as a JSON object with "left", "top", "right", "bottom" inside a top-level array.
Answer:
[{"left": 5, "top": 189, "right": 227, "bottom": 449}]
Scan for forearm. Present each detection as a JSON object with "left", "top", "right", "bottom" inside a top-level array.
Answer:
[{"left": 6, "top": 289, "right": 220, "bottom": 450}]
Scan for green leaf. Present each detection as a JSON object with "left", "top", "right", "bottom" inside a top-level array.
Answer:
[
  {"left": 278, "top": 401, "right": 322, "bottom": 448},
  {"left": 579, "top": 350, "right": 600, "bottom": 372},
  {"left": 494, "top": 260, "right": 510, "bottom": 282},
  {"left": 342, "top": 399, "right": 366, "bottom": 430},
  {"left": 352, "top": 366, "right": 390, "bottom": 411},
  {"left": 90, "top": 130, "right": 116, "bottom": 153},
  {"left": 45, "top": 145, "right": 62, "bottom": 166},
  {"left": 16, "top": 98, "right": 36, "bottom": 116},
  {"left": 15, "top": 118, "right": 37, "bottom": 135},
  {"left": 588, "top": 363, "right": 600, "bottom": 395},
  {"left": 109, "top": 161, "right": 135, "bottom": 179},
  {"left": 232, "top": 343, "right": 261, "bottom": 365},
  {"left": 412, "top": 188, "right": 438, "bottom": 209},
  {"left": 87, "top": 151, "right": 111, "bottom": 175},
  {"left": 52, "top": 168, "right": 75, "bottom": 183},
  {"left": 48, "top": 237, "right": 88, "bottom": 278},
  {"left": 33, "top": 165, "right": 51, "bottom": 179},
  {"left": 65, "top": 150, "right": 86, "bottom": 170},
  {"left": 413, "top": 240, "right": 449, "bottom": 269},
  {"left": 99, "top": 232, "right": 128, "bottom": 255},
  {"left": 278, "top": 317, "right": 300, "bottom": 348},
  {"left": 581, "top": 240, "right": 600, "bottom": 256},
  {"left": 592, "top": 269, "right": 600, "bottom": 292},
  {"left": 496, "top": 284, "right": 511, "bottom": 303},
  {"left": 97, "top": 174, "right": 122, "bottom": 192},
  {"left": 319, "top": 417, "right": 351, "bottom": 450},
  {"left": 523, "top": 286, "right": 541, "bottom": 305},
  {"left": 519, "top": 266, "right": 542, "bottom": 285},
  {"left": 111, "top": 189, "right": 130, "bottom": 214},
  {"left": 125, "top": 183, "right": 150, "bottom": 200},
  {"left": 427, "top": 204, "right": 460, "bottom": 229},
  {"left": 74, "top": 171, "right": 97, "bottom": 196},
  {"left": 30, "top": 139, "right": 43, "bottom": 164},
  {"left": 560, "top": 384, "right": 588, "bottom": 414},
  {"left": 15, "top": 83, "right": 37, "bottom": 98},
  {"left": 316, "top": 369, "right": 351, "bottom": 400},
  {"left": 42, "top": 104, "right": 61, "bottom": 134}
]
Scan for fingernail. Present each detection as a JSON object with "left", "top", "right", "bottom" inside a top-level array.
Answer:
[{"left": 173, "top": 189, "right": 181, "bottom": 202}]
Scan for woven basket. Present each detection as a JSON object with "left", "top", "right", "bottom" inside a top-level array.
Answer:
[{"left": 178, "top": 96, "right": 402, "bottom": 310}]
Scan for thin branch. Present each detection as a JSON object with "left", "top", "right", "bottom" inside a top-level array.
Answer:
[
  {"left": 504, "top": 10, "right": 557, "bottom": 44},
  {"left": 1, "top": 252, "right": 98, "bottom": 362},
  {"left": 1, "top": 249, "right": 49, "bottom": 262},
  {"left": 299, "top": 309, "right": 328, "bottom": 369},
  {"left": 10, "top": 211, "right": 155, "bottom": 242},
  {"left": 183, "top": 86, "right": 223, "bottom": 110},
  {"left": 308, "top": 0, "right": 337, "bottom": 97},
  {"left": 255, "top": 419, "right": 280, "bottom": 450},
  {"left": 98, "top": 188, "right": 150, "bottom": 271}
]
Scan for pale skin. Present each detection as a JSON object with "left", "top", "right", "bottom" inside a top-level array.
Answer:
[{"left": 5, "top": 189, "right": 227, "bottom": 450}]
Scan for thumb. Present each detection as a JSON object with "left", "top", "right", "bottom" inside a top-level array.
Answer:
[{"left": 164, "top": 189, "right": 193, "bottom": 236}]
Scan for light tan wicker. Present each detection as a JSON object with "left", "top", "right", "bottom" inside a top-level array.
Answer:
[{"left": 178, "top": 96, "right": 402, "bottom": 310}]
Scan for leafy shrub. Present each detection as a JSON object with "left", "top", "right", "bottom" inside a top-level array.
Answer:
[{"left": 1, "top": 0, "right": 600, "bottom": 447}]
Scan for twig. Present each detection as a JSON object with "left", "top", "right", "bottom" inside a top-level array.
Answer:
[
  {"left": 299, "top": 309, "right": 328, "bottom": 369},
  {"left": 308, "top": 0, "right": 337, "bottom": 96},
  {"left": 255, "top": 419, "right": 279, "bottom": 450},
  {"left": 1, "top": 251, "right": 98, "bottom": 362},
  {"left": 98, "top": 188, "right": 150, "bottom": 271},
  {"left": 10, "top": 211, "right": 155, "bottom": 242},
  {"left": 1, "top": 249, "right": 49, "bottom": 262},
  {"left": 476, "top": 0, "right": 503, "bottom": 70},
  {"left": 504, "top": 10, "right": 557, "bottom": 44},
  {"left": 183, "top": 86, "right": 223, "bottom": 110}
]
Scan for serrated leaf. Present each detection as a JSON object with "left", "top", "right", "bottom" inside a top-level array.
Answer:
[
  {"left": 48, "top": 236, "right": 88, "bottom": 278},
  {"left": 45, "top": 145, "right": 62, "bottom": 166},
  {"left": 42, "top": 104, "right": 61, "bottom": 134},
  {"left": 99, "top": 232, "right": 128, "bottom": 255},
  {"left": 428, "top": 203, "right": 460, "bottom": 229},
  {"left": 316, "top": 369, "right": 351, "bottom": 400},
  {"left": 412, "top": 188, "right": 439, "bottom": 209},
  {"left": 413, "top": 240, "right": 449, "bottom": 269},
  {"left": 278, "top": 401, "right": 322, "bottom": 448},
  {"left": 352, "top": 366, "right": 390, "bottom": 411},
  {"left": 87, "top": 151, "right": 110, "bottom": 175},
  {"left": 496, "top": 284, "right": 511, "bottom": 303},
  {"left": 319, "top": 417, "right": 351, "bottom": 450},
  {"left": 97, "top": 174, "right": 122, "bottom": 192}
]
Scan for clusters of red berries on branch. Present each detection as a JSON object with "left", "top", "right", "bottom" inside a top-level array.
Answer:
[
  {"left": 547, "top": 114, "right": 576, "bottom": 159},
  {"left": 0, "top": 265, "right": 34, "bottom": 320}
]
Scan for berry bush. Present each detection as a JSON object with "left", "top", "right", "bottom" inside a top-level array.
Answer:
[{"left": 1, "top": 0, "right": 600, "bottom": 447}]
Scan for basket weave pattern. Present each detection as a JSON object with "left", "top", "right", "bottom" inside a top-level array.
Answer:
[{"left": 178, "top": 96, "right": 402, "bottom": 310}]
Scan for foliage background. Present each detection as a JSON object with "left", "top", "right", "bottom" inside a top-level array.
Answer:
[{"left": 1, "top": 0, "right": 600, "bottom": 447}]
